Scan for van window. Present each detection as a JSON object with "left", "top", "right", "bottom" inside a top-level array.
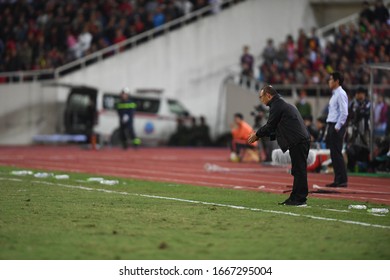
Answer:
[
  {"left": 103, "top": 94, "right": 120, "bottom": 110},
  {"left": 69, "top": 94, "right": 93, "bottom": 111},
  {"left": 168, "top": 99, "right": 189, "bottom": 116},
  {"left": 103, "top": 94, "right": 160, "bottom": 114}
]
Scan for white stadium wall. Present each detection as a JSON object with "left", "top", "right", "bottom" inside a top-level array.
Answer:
[{"left": 0, "top": 0, "right": 317, "bottom": 144}]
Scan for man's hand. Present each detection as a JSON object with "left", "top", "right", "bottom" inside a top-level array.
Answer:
[{"left": 247, "top": 132, "right": 259, "bottom": 144}]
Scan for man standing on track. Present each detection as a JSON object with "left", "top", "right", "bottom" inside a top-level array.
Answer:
[
  {"left": 325, "top": 72, "right": 349, "bottom": 187},
  {"left": 116, "top": 87, "right": 141, "bottom": 149},
  {"left": 248, "top": 85, "right": 310, "bottom": 206}
]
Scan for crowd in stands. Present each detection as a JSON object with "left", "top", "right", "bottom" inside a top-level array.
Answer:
[
  {"left": 239, "top": 0, "right": 390, "bottom": 87},
  {"left": 0, "top": 0, "right": 227, "bottom": 73}
]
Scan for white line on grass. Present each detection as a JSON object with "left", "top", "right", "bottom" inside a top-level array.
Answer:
[
  {"left": 1, "top": 177, "right": 389, "bottom": 230},
  {"left": 0, "top": 177, "right": 23, "bottom": 182}
]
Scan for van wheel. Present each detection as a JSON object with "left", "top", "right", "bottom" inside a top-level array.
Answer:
[{"left": 110, "top": 129, "right": 121, "bottom": 147}]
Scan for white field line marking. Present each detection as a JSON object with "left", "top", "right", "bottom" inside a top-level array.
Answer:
[
  {"left": 0, "top": 177, "right": 23, "bottom": 182},
  {"left": 323, "top": 208, "right": 350, "bottom": 213},
  {"left": 2, "top": 177, "right": 388, "bottom": 230}
]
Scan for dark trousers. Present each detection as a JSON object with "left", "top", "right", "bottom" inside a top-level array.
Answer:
[
  {"left": 230, "top": 140, "right": 255, "bottom": 155},
  {"left": 326, "top": 123, "right": 348, "bottom": 183},
  {"left": 119, "top": 119, "right": 136, "bottom": 149},
  {"left": 289, "top": 141, "right": 310, "bottom": 202}
]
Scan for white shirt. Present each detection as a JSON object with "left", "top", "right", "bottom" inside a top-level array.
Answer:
[{"left": 326, "top": 86, "right": 348, "bottom": 130}]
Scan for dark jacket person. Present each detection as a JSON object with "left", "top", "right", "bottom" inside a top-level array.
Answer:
[{"left": 248, "top": 85, "right": 310, "bottom": 206}]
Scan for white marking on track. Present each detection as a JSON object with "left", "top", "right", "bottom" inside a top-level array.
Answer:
[{"left": 1, "top": 176, "right": 389, "bottom": 230}]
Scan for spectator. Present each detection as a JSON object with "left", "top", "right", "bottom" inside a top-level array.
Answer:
[
  {"left": 113, "top": 28, "right": 126, "bottom": 50},
  {"left": 66, "top": 28, "right": 78, "bottom": 59},
  {"left": 285, "top": 34, "right": 295, "bottom": 63},
  {"left": 308, "top": 27, "right": 320, "bottom": 51},
  {"left": 241, "top": 45, "right": 254, "bottom": 72},
  {"left": 303, "top": 115, "right": 319, "bottom": 143},
  {"left": 239, "top": 62, "right": 253, "bottom": 88},
  {"left": 193, "top": 0, "right": 208, "bottom": 11},
  {"left": 240, "top": 45, "right": 254, "bottom": 87},
  {"left": 175, "top": 0, "right": 193, "bottom": 18},
  {"left": 360, "top": 1, "right": 374, "bottom": 24},
  {"left": 198, "top": 116, "right": 212, "bottom": 146},
  {"left": 188, "top": 116, "right": 199, "bottom": 146},
  {"left": 209, "top": 0, "right": 222, "bottom": 14},
  {"left": 296, "top": 29, "right": 307, "bottom": 57},
  {"left": 74, "top": 25, "right": 92, "bottom": 58},
  {"left": 165, "top": 1, "right": 182, "bottom": 21},
  {"left": 374, "top": 94, "right": 388, "bottom": 137},
  {"left": 169, "top": 117, "right": 190, "bottom": 146},
  {"left": 261, "top": 38, "right": 276, "bottom": 65},
  {"left": 153, "top": 5, "right": 165, "bottom": 27},
  {"left": 374, "top": 0, "right": 389, "bottom": 24},
  {"left": 133, "top": 15, "right": 146, "bottom": 34},
  {"left": 295, "top": 89, "right": 312, "bottom": 119},
  {"left": 315, "top": 116, "right": 327, "bottom": 149}
]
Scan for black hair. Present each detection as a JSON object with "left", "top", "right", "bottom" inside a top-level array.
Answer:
[
  {"left": 356, "top": 86, "right": 367, "bottom": 95},
  {"left": 330, "top": 72, "right": 344, "bottom": 86},
  {"left": 303, "top": 115, "right": 313, "bottom": 122},
  {"left": 234, "top": 113, "right": 244, "bottom": 120},
  {"left": 261, "top": 85, "right": 278, "bottom": 96},
  {"left": 317, "top": 116, "right": 327, "bottom": 124}
]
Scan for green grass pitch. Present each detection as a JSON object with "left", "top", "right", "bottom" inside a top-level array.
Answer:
[{"left": 0, "top": 166, "right": 389, "bottom": 260}]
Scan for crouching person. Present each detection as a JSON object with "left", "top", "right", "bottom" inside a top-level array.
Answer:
[{"left": 230, "top": 113, "right": 257, "bottom": 162}]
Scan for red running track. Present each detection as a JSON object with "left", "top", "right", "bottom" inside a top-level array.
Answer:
[{"left": 1, "top": 146, "right": 390, "bottom": 205}]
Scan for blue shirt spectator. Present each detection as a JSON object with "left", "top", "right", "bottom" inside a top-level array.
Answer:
[{"left": 153, "top": 7, "right": 166, "bottom": 27}]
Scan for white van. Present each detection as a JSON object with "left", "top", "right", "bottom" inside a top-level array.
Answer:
[{"left": 63, "top": 86, "right": 191, "bottom": 146}]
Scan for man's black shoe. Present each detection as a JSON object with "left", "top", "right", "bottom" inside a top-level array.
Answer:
[
  {"left": 325, "top": 182, "right": 348, "bottom": 188},
  {"left": 279, "top": 199, "right": 307, "bottom": 207},
  {"left": 278, "top": 198, "right": 291, "bottom": 205}
]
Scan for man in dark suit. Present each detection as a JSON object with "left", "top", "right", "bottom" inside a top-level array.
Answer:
[{"left": 248, "top": 85, "right": 310, "bottom": 206}]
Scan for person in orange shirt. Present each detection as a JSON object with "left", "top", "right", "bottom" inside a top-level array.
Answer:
[{"left": 230, "top": 113, "right": 257, "bottom": 161}]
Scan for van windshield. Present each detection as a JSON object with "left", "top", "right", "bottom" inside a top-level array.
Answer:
[
  {"left": 103, "top": 94, "right": 160, "bottom": 114},
  {"left": 167, "top": 99, "right": 189, "bottom": 116},
  {"left": 69, "top": 93, "right": 93, "bottom": 111}
]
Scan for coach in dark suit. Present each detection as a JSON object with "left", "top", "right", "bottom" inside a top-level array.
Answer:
[{"left": 248, "top": 85, "right": 310, "bottom": 206}]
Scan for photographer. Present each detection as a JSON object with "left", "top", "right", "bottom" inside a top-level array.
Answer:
[{"left": 346, "top": 87, "right": 371, "bottom": 172}]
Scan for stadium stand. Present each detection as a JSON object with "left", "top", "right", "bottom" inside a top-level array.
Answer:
[
  {"left": 0, "top": 0, "right": 241, "bottom": 77},
  {"left": 258, "top": 4, "right": 389, "bottom": 87}
]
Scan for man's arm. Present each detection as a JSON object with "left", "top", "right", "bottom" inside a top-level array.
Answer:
[
  {"left": 255, "top": 104, "right": 281, "bottom": 138},
  {"left": 335, "top": 91, "right": 348, "bottom": 131}
]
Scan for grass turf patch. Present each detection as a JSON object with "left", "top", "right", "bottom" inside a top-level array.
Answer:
[{"left": 0, "top": 166, "right": 389, "bottom": 260}]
